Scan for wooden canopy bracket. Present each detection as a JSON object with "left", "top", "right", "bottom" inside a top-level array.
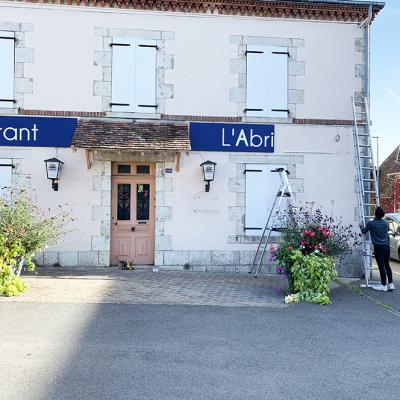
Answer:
[
  {"left": 85, "top": 149, "right": 92, "bottom": 170},
  {"left": 175, "top": 152, "right": 181, "bottom": 172}
]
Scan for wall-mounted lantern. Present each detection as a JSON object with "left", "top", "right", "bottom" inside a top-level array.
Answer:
[
  {"left": 44, "top": 157, "right": 64, "bottom": 191},
  {"left": 200, "top": 160, "right": 216, "bottom": 192}
]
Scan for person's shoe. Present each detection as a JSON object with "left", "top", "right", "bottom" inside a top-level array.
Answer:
[
  {"left": 388, "top": 283, "right": 395, "bottom": 292},
  {"left": 372, "top": 284, "right": 388, "bottom": 292}
]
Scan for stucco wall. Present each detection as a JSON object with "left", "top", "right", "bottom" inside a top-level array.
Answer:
[
  {"left": 5, "top": 147, "right": 111, "bottom": 267},
  {"left": 0, "top": 3, "right": 363, "bottom": 120},
  {"left": 153, "top": 124, "right": 360, "bottom": 275},
  {"left": 0, "top": 2, "right": 366, "bottom": 276},
  {"left": 0, "top": 122, "right": 361, "bottom": 275}
]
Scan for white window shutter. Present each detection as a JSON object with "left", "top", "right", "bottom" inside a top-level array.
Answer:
[
  {"left": 0, "top": 31, "right": 15, "bottom": 109},
  {"left": 266, "top": 47, "right": 288, "bottom": 118},
  {"left": 0, "top": 159, "right": 13, "bottom": 199},
  {"left": 246, "top": 46, "right": 288, "bottom": 118},
  {"left": 135, "top": 40, "right": 157, "bottom": 113},
  {"left": 111, "top": 38, "right": 135, "bottom": 112},
  {"left": 246, "top": 45, "right": 268, "bottom": 117},
  {"left": 245, "top": 164, "right": 286, "bottom": 236}
]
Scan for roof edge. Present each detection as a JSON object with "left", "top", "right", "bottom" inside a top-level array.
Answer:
[{"left": 5, "top": 1, "right": 384, "bottom": 23}]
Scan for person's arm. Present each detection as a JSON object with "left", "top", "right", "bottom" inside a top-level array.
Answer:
[{"left": 360, "top": 221, "right": 370, "bottom": 235}]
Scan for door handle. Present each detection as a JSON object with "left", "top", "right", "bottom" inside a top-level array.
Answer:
[{"left": 131, "top": 226, "right": 136, "bottom": 232}]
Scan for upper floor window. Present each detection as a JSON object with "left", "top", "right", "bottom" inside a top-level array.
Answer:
[
  {"left": 111, "top": 38, "right": 157, "bottom": 114},
  {"left": 246, "top": 46, "right": 289, "bottom": 118},
  {"left": 0, "top": 31, "right": 15, "bottom": 109}
]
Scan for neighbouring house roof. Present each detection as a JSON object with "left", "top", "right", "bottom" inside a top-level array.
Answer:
[
  {"left": 8, "top": 1, "right": 384, "bottom": 22},
  {"left": 379, "top": 145, "right": 400, "bottom": 197},
  {"left": 72, "top": 119, "right": 190, "bottom": 152}
]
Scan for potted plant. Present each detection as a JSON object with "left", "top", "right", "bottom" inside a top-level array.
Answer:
[{"left": 272, "top": 203, "right": 361, "bottom": 305}]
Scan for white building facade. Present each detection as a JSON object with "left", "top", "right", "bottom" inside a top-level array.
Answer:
[{"left": 0, "top": 0, "right": 384, "bottom": 276}]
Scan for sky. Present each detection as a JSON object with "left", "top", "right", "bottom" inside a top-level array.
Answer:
[{"left": 371, "top": 0, "right": 400, "bottom": 165}]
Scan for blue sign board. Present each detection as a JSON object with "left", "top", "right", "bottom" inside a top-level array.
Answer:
[
  {"left": 189, "top": 122, "right": 274, "bottom": 153},
  {"left": 0, "top": 116, "right": 77, "bottom": 147}
]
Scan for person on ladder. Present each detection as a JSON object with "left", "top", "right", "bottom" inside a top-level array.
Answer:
[{"left": 360, "top": 207, "right": 394, "bottom": 292}]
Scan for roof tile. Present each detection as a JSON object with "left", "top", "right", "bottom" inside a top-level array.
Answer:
[{"left": 72, "top": 119, "right": 191, "bottom": 152}]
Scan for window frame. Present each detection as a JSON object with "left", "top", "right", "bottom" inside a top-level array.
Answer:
[{"left": 110, "top": 38, "right": 158, "bottom": 114}]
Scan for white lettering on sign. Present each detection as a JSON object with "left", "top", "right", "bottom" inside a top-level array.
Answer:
[
  {"left": 221, "top": 128, "right": 231, "bottom": 147},
  {"left": 221, "top": 127, "right": 274, "bottom": 150},
  {"left": 0, "top": 124, "right": 38, "bottom": 142}
]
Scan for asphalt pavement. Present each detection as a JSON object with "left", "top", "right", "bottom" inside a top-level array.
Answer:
[{"left": 1, "top": 275, "right": 400, "bottom": 400}]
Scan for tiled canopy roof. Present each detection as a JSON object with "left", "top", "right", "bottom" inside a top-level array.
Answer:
[
  {"left": 10, "top": 1, "right": 384, "bottom": 22},
  {"left": 379, "top": 145, "right": 400, "bottom": 197},
  {"left": 72, "top": 119, "right": 190, "bottom": 152}
]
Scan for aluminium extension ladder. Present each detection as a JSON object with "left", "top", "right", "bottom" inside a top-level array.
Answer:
[
  {"left": 352, "top": 96, "right": 380, "bottom": 287},
  {"left": 248, "top": 168, "right": 296, "bottom": 278}
]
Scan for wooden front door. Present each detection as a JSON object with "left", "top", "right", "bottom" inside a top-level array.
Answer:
[{"left": 111, "top": 163, "right": 155, "bottom": 265}]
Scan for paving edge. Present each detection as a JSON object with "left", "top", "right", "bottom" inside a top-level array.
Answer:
[{"left": 334, "top": 278, "right": 400, "bottom": 317}]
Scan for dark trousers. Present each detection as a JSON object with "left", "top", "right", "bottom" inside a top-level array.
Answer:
[{"left": 374, "top": 244, "right": 393, "bottom": 286}]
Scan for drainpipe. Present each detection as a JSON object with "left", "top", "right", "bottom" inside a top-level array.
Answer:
[{"left": 364, "top": 4, "right": 372, "bottom": 102}]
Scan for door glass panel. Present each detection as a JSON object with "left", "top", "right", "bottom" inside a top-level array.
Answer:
[
  {"left": 137, "top": 184, "right": 150, "bottom": 220},
  {"left": 118, "top": 164, "right": 131, "bottom": 174},
  {"left": 117, "top": 184, "right": 131, "bottom": 220},
  {"left": 137, "top": 165, "right": 150, "bottom": 174}
]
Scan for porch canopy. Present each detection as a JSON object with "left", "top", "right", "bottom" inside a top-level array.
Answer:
[{"left": 72, "top": 119, "right": 190, "bottom": 152}]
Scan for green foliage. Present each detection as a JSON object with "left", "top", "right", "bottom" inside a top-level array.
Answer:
[
  {"left": 0, "top": 235, "right": 27, "bottom": 296},
  {"left": 0, "top": 190, "right": 71, "bottom": 296},
  {"left": 288, "top": 250, "right": 337, "bottom": 305},
  {"left": 276, "top": 203, "right": 361, "bottom": 259},
  {"left": 0, "top": 190, "right": 71, "bottom": 273},
  {"left": 273, "top": 203, "right": 361, "bottom": 304}
]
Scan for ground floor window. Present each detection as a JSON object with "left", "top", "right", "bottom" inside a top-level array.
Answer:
[
  {"left": 244, "top": 163, "right": 286, "bottom": 236},
  {"left": 0, "top": 158, "right": 12, "bottom": 198}
]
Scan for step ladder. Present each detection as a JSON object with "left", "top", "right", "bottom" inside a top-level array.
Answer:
[
  {"left": 249, "top": 168, "right": 296, "bottom": 278},
  {"left": 352, "top": 96, "right": 380, "bottom": 287}
]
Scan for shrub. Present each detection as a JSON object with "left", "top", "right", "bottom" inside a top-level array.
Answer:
[
  {"left": 0, "top": 235, "right": 27, "bottom": 297},
  {"left": 272, "top": 203, "right": 361, "bottom": 304},
  {"left": 0, "top": 190, "right": 72, "bottom": 296},
  {"left": 0, "top": 190, "right": 72, "bottom": 274},
  {"left": 286, "top": 250, "right": 337, "bottom": 305}
]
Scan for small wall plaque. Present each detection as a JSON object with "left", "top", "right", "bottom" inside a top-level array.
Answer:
[{"left": 165, "top": 168, "right": 173, "bottom": 173}]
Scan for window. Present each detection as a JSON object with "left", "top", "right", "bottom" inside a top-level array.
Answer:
[
  {"left": 246, "top": 46, "right": 289, "bottom": 118},
  {"left": 387, "top": 218, "right": 400, "bottom": 234},
  {"left": 111, "top": 38, "right": 157, "bottom": 113},
  {"left": 117, "top": 164, "right": 131, "bottom": 174},
  {"left": 0, "top": 31, "right": 15, "bottom": 109},
  {"left": 136, "top": 165, "right": 150, "bottom": 174},
  {"left": 245, "top": 164, "right": 286, "bottom": 236},
  {"left": 136, "top": 184, "right": 150, "bottom": 220},
  {"left": 0, "top": 159, "right": 13, "bottom": 199},
  {"left": 117, "top": 184, "right": 131, "bottom": 220}
]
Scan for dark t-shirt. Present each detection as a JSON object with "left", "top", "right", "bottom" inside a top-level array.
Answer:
[{"left": 361, "top": 218, "right": 389, "bottom": 245}]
